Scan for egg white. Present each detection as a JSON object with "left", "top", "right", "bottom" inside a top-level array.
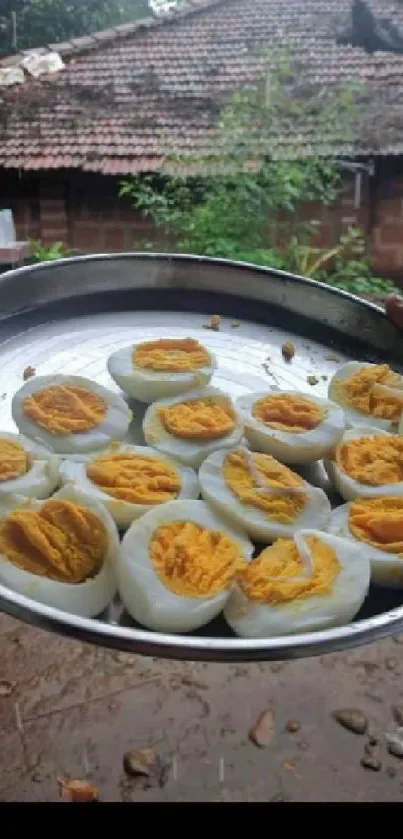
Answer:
[
  {"left": 0, "top": 431, "right": 59, "bottom": 499},
  {"left": 235, "top": 390, "right": 345, "bottom": 465},
  {"left": 58, "top": 443, "right": 200, "bottom": 529},
  {"left": 107, "top": 338, "right": 216, "bottom": 403},
  {"left": 0, "top": 486, "right": 118, "bottom": 617},
  {"left": 117, "top": 498, "right": 254, "bottom": 633},
  {"left": 327, "top": 501, "right": 403, "bottom": 588},
  {"left": 224, "top": 529, "right": 370, "bottom": 638},
  {"left": 199, "top": 447, "right": 331, "bottom": 542},
  {"left": 328, "top": 361, "right": 403, "bottom": 431},
  {"left": 12, "top": 374, "right": 132, "bottom": 455},
  {"left": 143, "top": 386, "right": 244, "bottom": 469},
  {"left": 325, "top": 426, "right": 403, "bottom": 501}
]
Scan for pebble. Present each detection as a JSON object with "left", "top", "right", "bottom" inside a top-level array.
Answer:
[
  {"left": 249, "top": 708, "right": 276, "bottom": 747},
  {"left": 386, "top": 731, "right": 403, "bottom": 759},
  {"left": 0, "top": 679, "right": 16, "bottom": 697},
  {"left": 281, "top": 341, "right": 295, "bottom": 362},
  {"left": 123, "top": 748, "right": 158, "bottom": 778},
  {"left": 387, "top": 766, "right": 397, "bottom": 778},
  {"left": 385, "top": 658, "right": 397, "bottom": 671},
  {"left": 307, "top": 375, "right": 319, "bottom": 386},
  {"left": 286, "top": 720, "right": 300, "bottom": 733},
  {"left": 361, "top": 755, "right": 381, "bottom": 772},
  {"left": 332, "top": 708, "right": 368, "bottom": 735},
  {"left": 57, "top": 778, "right": 98, "bottom": 802}
]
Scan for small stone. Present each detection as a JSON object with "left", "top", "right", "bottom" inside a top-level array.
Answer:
[
  {"left": 203, "top": 314, "right": 221, "bottom": 331},
  {"left": 386, "top": 731, "right": 403, "bottom": 759},
  {"left": 392, "top": 706, "right": 403, "bottom": 726},
  {"left": 385, "top": 658, "right": 397, "bottom": 671},
  {"left": 0, "top": 679, "right": 16, "bottom": 697},
  {"left": 23, "top": 365, "right": 36, "bottom": 381},
  {"left": 321, "top": 375, "right": 328, "bottom": 381},
  {"left": 231, "top": 320, "right": 241, "bottom": 328},
  {"left": 332, "top": 708, "right": 368, "bottom": 735},
  {"left": 307, "top": 375, "right": 319, "bottom": 386},
  {"left": 297, "top": 740, "right": 309, "bottom": 751},
  {"left": 249, "top": 708, "right": 276, "bottom": 747},
  {"left": 281, "top": 341, "right": 295, "bottom": 362},
  {"left": 387, "top": 766, "right": 397, "bottom": 778},
  {"left": 326, "top": 354, "right": 340, "bottom": 363},
  {"left": 286, "top": 719, "right": 300, "bottom": 733},
  {"left": 57, "top": 778, "right": 98, "bottom": 802},
  {"left": 361, "top": 755, "right": 381, "bottom": 772},
  {"left": 123, "top": 748, "right": 158, "bottom": 778},
  {"left": 369, "top": 735, "right": 380, "bottom": 747}
]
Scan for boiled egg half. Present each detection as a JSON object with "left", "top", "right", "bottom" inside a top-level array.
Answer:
[
  {"left": 59, "top": 443, "right": 199, "bottom": 529},
  {"left": 224, "top": 529, "right": 370, "bottom": 637},
  {"left": 0, "top": 485, "right": 118, "bottom": 617},
  {"left": 117, "top": 499, "right": 253, "bottom": 633},
  {"left": 0, "top": 431, "right": 59, "bottom": 499},
  {"left": 199, "top": 447, "right": 331, "bottom": 542},
  {"left": 143, "top": 386, "right": 244, "bottom": 469},
  {"left": 235, "top": 390, "right": 345, "bottom": 464},
  {"left": 325, "top": 426, "right": 403, "bottom": 501},
  {"left": 328, "top": 361, "right": 403, "bottom": 431},
  {"left": 327, "top": 496, "right": 403, "bottom": 587},
  {"left": 107, "top": 337, "right": 216, "bottom": 403},
  {"left": 12, "top": 374, "right": 132, "bottom": 455}
]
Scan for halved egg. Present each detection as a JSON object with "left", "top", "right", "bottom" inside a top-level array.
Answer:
[
  {"left": 107, "top": 337, "right": 216, "bottom": 403},
  {"left": 328, "top": 361, "right": 403, "bottom": 431},
  {"left": 59, "top": 443, "right": 199, "bottom": 529},
  {"left": 327, "top": 496, "right": 403, "bottom": 587},
  {"left": 143, "top": 386, "right": 244, "bottom": 469},
  {"left": 235, "top": 390, "right": 345, "bottom": 464},
  {"left": 0, "top": 431, "right": 59, "bottom": 499},
  {"left": 325, "top": 426, "right": 403, "bottom": 501},
  {"left": 199, "top": 447, "right": 331, "bottom": 542},
  {"left": 224, "top": 529, "right": 370, "bottom": 638},
  {"left": 0, "top": 486, "right": 118, "bottom": 617},
  {"left": 117, "top": 498, "right": 253, "bottom": 633},
  {"left": 12, "top": 374, "right": 132, "bottom": 455}
]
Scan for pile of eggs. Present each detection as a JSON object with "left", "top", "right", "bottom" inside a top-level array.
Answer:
[{"left": 1, "top": 333, "right": 403, "bottom": 640}]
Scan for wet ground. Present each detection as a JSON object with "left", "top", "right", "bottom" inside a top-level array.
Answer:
[{"left": 1, "top": 612, "right": 403, "bottom": 801}]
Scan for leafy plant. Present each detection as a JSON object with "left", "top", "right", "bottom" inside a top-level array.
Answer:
[
  {"left": 28, "top": 239, "right": 75, "bottom": 263},
  {"left": 120, "top": 52, "right": 399, "bottom": 300}
]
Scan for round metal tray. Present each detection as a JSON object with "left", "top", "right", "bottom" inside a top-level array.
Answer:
[{"left": 0, "top": 252, "right": 402, "bottom": 662}]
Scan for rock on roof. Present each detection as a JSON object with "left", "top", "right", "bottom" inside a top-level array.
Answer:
[{"left": 1, "top": 0, "right": 403, "bottom": 174}]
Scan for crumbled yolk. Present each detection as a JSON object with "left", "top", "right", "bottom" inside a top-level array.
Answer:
[
  {"left": 87, "top": 452, "right": 181, "bottom": 504},
  {"left": 349, "top": 496, "right": 403, "bottom": 555},
  {"left": 23, "top": 385, "right": 106, "bottom": 435},
  {"left": 158, "top": 397, "right": 235, "bottom": 440},
  {"left": 0, "top": 439, "right": 28, "bottom": 482},
  {"left": 336, "top": 435, "right": 403, "bottom": 486},
  {"left": 0, "top": 500, "right": 107, "bottom": 583},
  {"left": 133, "top": 338, "right": 210, "bottom": 372},
  {"left": 149, "top": 520, "right": 246, "bottom": 597},
  {"left": 333, "top": 364, "right": 403, "bottom": 421},
  {"left": 223, "top": 449, "right": 306, "bottom": 522},
  {"left": 238, "top": 536, "right": 340, "bottom": 605},
  {"left": 251, "top": 393, "right": 324, "bottom": 433}
]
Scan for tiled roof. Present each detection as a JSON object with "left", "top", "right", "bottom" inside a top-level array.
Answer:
[{"left": 1, "top": 0, "right": 403, "bottom": 174}]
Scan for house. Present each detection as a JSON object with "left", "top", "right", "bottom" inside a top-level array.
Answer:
[{"left": 1, "top": 0, "right": 403, "bottom": 276}]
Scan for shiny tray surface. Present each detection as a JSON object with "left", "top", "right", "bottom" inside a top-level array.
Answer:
[{"left": 0, "top": 253, "right": 402, "bottom": 662}]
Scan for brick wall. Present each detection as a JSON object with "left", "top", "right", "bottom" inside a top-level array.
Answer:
[{"left": 1, "top": 162, "right": 403, "bottom": 283}]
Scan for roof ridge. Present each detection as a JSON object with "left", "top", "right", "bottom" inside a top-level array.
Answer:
[{"left": 0, "top": 0, "right": 229, "bottom": 67}]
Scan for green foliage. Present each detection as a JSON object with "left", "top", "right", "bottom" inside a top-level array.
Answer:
[
  {"left": 28, "top": 239, "right": 75, "bottom": 263},
  {"left": 0, "top": 1, "right": 149, "bottom": 56},
  {"left": 120, "top": 51, "right": 398, "bottom": 299}
]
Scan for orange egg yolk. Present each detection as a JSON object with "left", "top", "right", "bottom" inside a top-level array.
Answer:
[
  {"left": 336, "top": 435, "right": 403, "bottom": 486},
  {"left": 334, "top": 364, "right": 403, "bottom": 422},
  {"left": 0, "top": 499, "right": 107, "bottom": 582},
  {"left": 87, "top": 452, "right": 181, "bottom": 504},
  {"left": 251, "top": 393, "right": 324, "bottom": 433},
  {"left": 0, "top": 439, "right": 28, "bottom": 482},
  {"left": 348, "top": 496, "right": 403, "bottom": 555},
  {"left": 238, "top": 536, "right": 340, "bottom": 605},
  {"left": 149, "top": 520, "right": 246, "bottom": 597},
  {"left": 158, "top": 397, "right": 235, "bottom": 440},
  {"left": 23, "top": 385, "right": 106, "bottom": 435},
  {"left": 223, "top": 449, "right": 306, "bottom": 522},
  {"left": 133, "top": 338, "right": 210, "bottom": 372}
]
